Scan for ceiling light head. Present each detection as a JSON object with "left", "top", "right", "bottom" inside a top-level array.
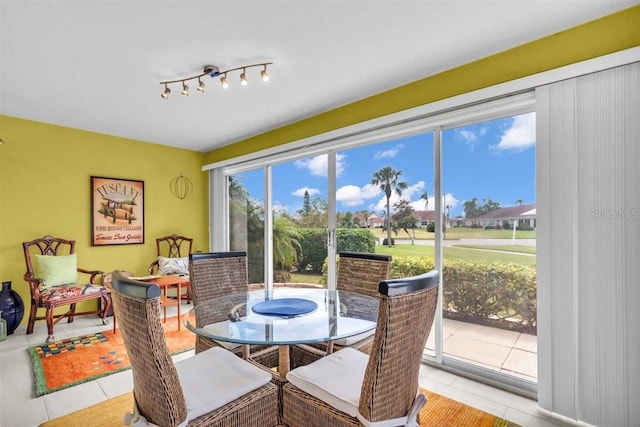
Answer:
[
  {"left": 240, "top": 68, "right": 248, "bottom": 86},
  {"left": 181, "top": 82, "right": 189, "bottom": 96},
  {"left": 161, "top": 84, "right": 171, "bottom": 99},
  {"left": 197, "top": 77, "right": 205, "bottom": 93},
  {"left": 261, "top": 65, "right": 269, "bottom": 82},
  {"left": 220, "top": 73, "right": 229, "bottom": 89}
]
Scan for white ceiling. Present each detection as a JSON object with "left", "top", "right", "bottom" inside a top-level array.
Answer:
[{"left": 1, "top": 1, "right": 635, "bottom": 153}]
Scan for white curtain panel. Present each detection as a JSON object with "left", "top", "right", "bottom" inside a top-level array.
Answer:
[{"left": 536, "top": 61, "right": 640, "bottom": 426}]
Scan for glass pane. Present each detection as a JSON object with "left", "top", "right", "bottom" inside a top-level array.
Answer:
[
  {"left": 229, "top": 169, "right": 265, "bottom": 286},
  {"left": 441, "top": 112, "right": 537, "bottom": 383},
  {"left": 272, "top": 155, "right": 328, "bottom": 287},
  {"left": 336, "top": 132, "right": 434, "bottom": 285}
]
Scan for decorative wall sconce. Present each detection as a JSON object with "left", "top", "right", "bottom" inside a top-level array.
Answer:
[
  {"left": 170, "top": 173, "right": 193, "bottom": 199},
  {"left": 160, "top": 62, "right": 272, "bottom": 99}
]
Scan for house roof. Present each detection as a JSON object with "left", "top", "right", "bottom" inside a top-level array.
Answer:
[{"left": 470, "top": 204, "right": 537, "bottom": 220}]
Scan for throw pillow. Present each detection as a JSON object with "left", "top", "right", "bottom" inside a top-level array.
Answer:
[
  {"left": 157, "top": 256, "right": 189, "bottom": 275},
  {"left": 35, "top": 254, "right": 79, "bottom": 290}
]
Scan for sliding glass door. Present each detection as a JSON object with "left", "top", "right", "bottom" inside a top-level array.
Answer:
[
  {"left": 219, "top": 94, "right": 537, "bottom": 391},
  {"left": 439, "top": 112, "right": 537, "bottom": 384}
]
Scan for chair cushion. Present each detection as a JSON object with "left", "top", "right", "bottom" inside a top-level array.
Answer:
[
  {"left": 332, "top": 328, "right": 375, "bottom": 346},
  {"left": 157, "top": 256, "right": 189, "bottom": 275},
  {"left": 175, "top": 346, "right": 272, "bottom": 421},
  {"left": 41, "top": 283, "right": 107, "bottom": 302},
  {"left": 286, "top": 347, "right": 368, "bottom": 417},
  {"left": 35, "top": 254, "right": 78, "bottom": 289}
]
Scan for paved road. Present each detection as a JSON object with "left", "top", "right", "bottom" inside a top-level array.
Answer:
[{"left": 389, "top": 238, "right": 536, "bottom": 247}]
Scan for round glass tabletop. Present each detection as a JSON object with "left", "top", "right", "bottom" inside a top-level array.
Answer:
[{"left": 184, "top": 287, "right": 379, "bottom": 346}]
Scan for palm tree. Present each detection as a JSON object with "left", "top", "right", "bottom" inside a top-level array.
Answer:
[
  {"left": 420, "top": 191, "right": 429, "bottom": 211},
  {"left": 272, "top": 214, "right": 302, "bottom": 282},
  {"left": 371, "top": 166, "right": 408, "bottom": 247},
  {"left": 515, "top": 199, "right": 525, "bottom": 206}
]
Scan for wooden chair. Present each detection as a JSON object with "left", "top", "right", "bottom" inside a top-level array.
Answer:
[
  {"left": 292, "top": 251, "right": 392, "bottom": 367},
  {"left": 109, "top": 271, "right": 278, "bottom": 427},
  {"left": 148, "top": 233, "right": 193, "bottom": 275},
  {"left": 22, "top": 235, "right": 111, "bottom": 343},
  {"left": 148, "top": 233, "right": 193, "bottom": 303},
  {"left": 282, "top": 270, "right": 439, "bottom": 427}
]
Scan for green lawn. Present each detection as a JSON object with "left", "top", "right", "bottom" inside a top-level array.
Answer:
[
  {"left": 290, "top": 272, "right": 323, "bottom": 285},
  {"left": 375, "top": 244, "right": 537, "bottom": 266},
  {"left": 452, "top": 244, "right": 537, "bottom": 255}
]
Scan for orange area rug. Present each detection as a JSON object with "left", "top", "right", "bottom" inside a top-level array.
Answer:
[
  {"left": 40, "top": 388, "right": 521, "bottom": 426},
  {"left": 27, "top": 317, "right": 195, "bottom": 396}
]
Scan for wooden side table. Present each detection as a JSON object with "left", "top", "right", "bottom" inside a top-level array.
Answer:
[{"left": 103, "top": 272, "right": 190, "bottom": 332}]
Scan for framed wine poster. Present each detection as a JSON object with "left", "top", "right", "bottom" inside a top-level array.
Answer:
[{"left": 90, "top": 176, "right": 145, "bottom": 245}]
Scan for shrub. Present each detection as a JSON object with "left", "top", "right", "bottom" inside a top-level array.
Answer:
[
  {"left": 297, "top": 228, "right": 376, "bottom": 273},
  {"left": 297, "top": 229, "right": 327, "bottom": 273},
  {"left": 390, "top": 256, "right": 536, "bottom": 333},
  {"left": 336, "top": 228, "right": 376, "bottom": 253},
  {"left": 440, "top": 260, "right": 537, "bottom": 333},
  {"left": 382, "top": 237, "right": 395, "bottom": 246},
  {"left": 322, "top": 253, "right": 537, "bottom": 334}
]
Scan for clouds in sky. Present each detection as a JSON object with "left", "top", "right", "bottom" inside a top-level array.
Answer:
[
  {"left": 336, "top": 183, "right": 380, "bottom": 207},
  {"left": 374, "top": 144, "right": 404, "bottom": 159},
  {"left": 295, "top": 153, "right": 346, "bottom": 177},
  {"left": 492, "top": 112, "right": 536, "bottom": 151}
]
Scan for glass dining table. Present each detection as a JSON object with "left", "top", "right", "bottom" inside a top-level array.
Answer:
[{"left": 184, "top": 287, "right": 379, "bottom": 379}]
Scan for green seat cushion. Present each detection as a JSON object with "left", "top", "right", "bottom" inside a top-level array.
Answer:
[{"left": 35, "top": 254, "right": 79, "bottom": 289}]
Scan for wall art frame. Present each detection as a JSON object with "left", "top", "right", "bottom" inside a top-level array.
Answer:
[{"left": 90, "top": 176, "right": 145, "bottom": 246}]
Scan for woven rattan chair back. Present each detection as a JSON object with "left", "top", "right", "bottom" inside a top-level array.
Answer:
[
  {"left": 358, "top": 271, "right": 439, "bottom": 423},
  {"left": 188, "top": 251, "right": 247, "bottom": 306},
  {"left": 109, "top": 271, "right": 188, "bottom": 426},
  {"left": 336, "top": 252, "right": 392, "bottom": 298},
  {"left": 188, "top": 252, "right": 252, "bottom": 354}
]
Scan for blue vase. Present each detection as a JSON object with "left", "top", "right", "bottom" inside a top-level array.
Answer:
[{"left": 0, "top": 281, "right": 24, "bottom": 335}]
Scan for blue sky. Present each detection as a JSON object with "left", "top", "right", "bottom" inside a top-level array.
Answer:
[{"left": 237, "top": 112, "right": 536, "bottom": 218}]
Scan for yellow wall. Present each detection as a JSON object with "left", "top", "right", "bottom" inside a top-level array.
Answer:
[
  {"left": 0, "top": 116, "right": 209, "bottom": 324},
  {"left": 203, "top": 5, "right": 640, "bottom": 165}
]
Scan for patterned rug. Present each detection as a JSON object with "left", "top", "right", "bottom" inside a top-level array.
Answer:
[
  {"left": 27, "top": 317, "right": 195, "bottom": 396},
  {"left": 40, "top": 388, "right": 521, "bottom": 426}
]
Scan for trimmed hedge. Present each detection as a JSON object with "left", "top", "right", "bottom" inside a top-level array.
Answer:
[
  {"left": 323, "top": 254, "right": 537, "bottom": 334},
  {"left": 297, "top": 228, "right": 376, "bottom": 273}
]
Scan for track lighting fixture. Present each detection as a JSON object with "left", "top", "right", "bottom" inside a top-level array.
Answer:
[
  {"left": 159, "top": 62, "right": 272, "bottom": 99},
  {"left": 240, "top": 68, "right": 248, "bottom": 86},
  {"left": 161, "top": 84, "right": 171, "bottom": 99}
]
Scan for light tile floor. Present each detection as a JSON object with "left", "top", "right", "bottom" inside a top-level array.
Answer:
[{"left": 0, "top": 308, "right": 576, "bottom": 427}]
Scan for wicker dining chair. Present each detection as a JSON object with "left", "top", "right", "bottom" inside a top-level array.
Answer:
[
  {"left": 282, "top": 270, "right": 439, "bottom": 427},
  {"left": 188, "top": 251, "right": 285, "bottom": 422},
  {"left": 188, "top": 252, "right": 276, "bottom": 360},
  {"left": 109, "top": 270, "right": 278, "bottom": 427},
  {"left": 291, "top": 251, "right": 392, "bottom": 367}
]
